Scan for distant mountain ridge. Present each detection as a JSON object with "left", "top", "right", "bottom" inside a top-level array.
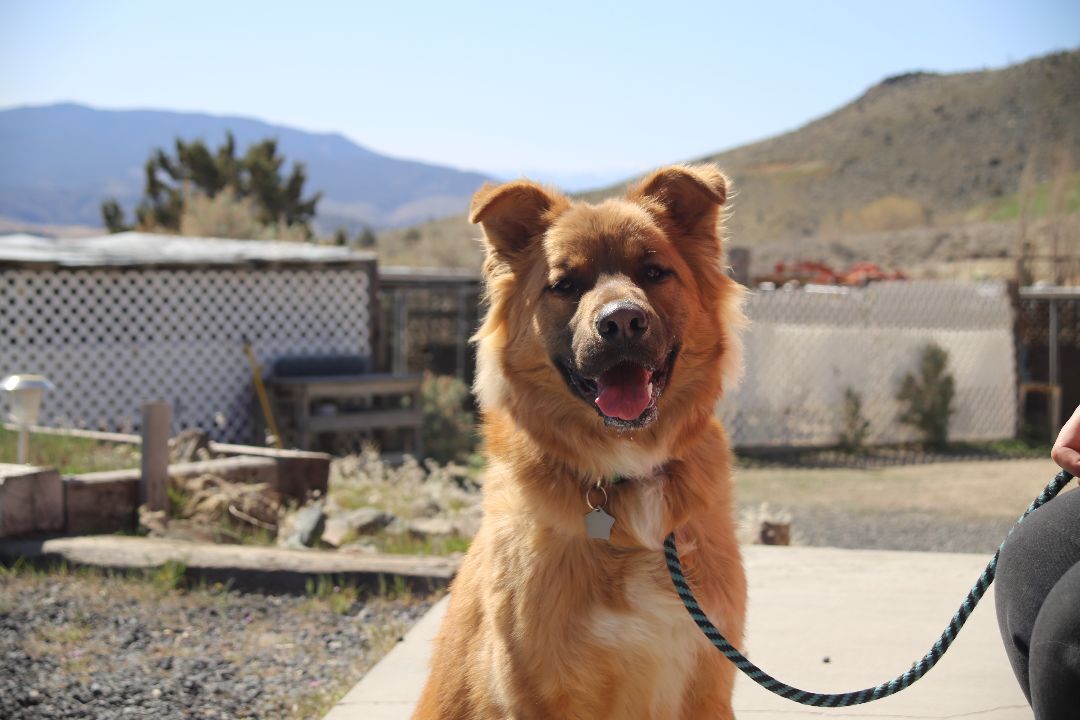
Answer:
[
  {"left": 377, "top": 49, "right": 1080, "bottom": 269},
  {"left": 0, "top": 103, "right": 492, "bottom": 231},
  {"left": 591, "top": 49, "right": 1080, "bottom": 243}
]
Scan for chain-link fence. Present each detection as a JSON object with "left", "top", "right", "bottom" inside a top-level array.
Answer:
[
  {"left": 375, "top": 267, "right": 482, "bottom": 384},
  {"left": 720, "top": 281, "right": 1017, "bottom": 451},
  {"left": 378, "top": 273, "right": 1073, "bottom": 467}
]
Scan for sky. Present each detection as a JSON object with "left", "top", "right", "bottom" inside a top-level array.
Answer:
[{"left": 1, "top": 0, "right": 1078, "bottom": 190}]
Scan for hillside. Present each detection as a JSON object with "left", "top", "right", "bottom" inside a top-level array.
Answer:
[
  {"left": 380, "top": 50, "right": 1080, "bottom": 273},
  {"left": 0, "top": 104, "right": 492, "bottom": 232}
]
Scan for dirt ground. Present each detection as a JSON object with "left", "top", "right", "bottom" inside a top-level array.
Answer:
[
  {"left": 737, "top": 458, "right": 1065, "bottom": 519},
  {"left": 734, "top": 458, "right": 1074, "bottom": 553}
]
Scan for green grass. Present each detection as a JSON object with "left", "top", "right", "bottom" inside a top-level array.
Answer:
[
  {"left": 969, "top": 172, "right": 1080, "bottom": 222},
  {"left": 375, "top": 533, "right": 471, "bottom": 556},
  {"left": 0, "top": 426, "right": 140, "bottom": 474},
  {"left": 303, "top": 575, "right": 361, "bottom": 614},
  {"left": 329, "top": 526, "right": 472, "bottom": 556}
]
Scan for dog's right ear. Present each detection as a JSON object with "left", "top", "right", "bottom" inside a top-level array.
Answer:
[{"left": 469, "top": 180, "right": 568, "bottom": 258}]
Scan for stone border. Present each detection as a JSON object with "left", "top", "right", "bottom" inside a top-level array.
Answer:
[{"left": 0, "top": 535, "right": 458, "bottom": 595}]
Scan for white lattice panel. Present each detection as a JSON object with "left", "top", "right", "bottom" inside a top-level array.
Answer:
[{"left": 1, "top": 265, "right": 372, "bottom": 442}]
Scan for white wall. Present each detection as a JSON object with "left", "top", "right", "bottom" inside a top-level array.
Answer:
[{"left": 718, "top": 281, "right": 1016, "bottom": 447}]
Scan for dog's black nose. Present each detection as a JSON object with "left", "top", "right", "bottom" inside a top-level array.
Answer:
[{"left": 596, "top": 302, "right": 648, "bottom": 342}]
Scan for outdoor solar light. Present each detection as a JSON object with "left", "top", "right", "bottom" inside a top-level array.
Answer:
[{"left": 2, "top": 374, "right": 54, "bottom": 464}]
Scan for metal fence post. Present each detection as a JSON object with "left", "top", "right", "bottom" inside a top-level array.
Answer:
[
  {"left": 1049, "top": 298, "right": 1061, "bottom": 433},
  {"left": 456, "top": 285, "right": 469, "bottom": 381},
  {"left": 140, "top": 401, "right": 171, "bottom": 513}
]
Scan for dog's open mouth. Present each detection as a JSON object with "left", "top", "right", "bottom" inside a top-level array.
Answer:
[{"left": 558, "top": 346, "right": 678, "bottom": 429}]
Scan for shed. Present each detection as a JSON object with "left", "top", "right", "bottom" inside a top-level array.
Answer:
[{"left": 0, "top": 232, "right": 377, "bottom": 443}]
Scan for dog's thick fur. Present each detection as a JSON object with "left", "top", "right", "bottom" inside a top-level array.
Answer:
[{"left": 413, "top": 165, "right": 747, "bottom": 719}]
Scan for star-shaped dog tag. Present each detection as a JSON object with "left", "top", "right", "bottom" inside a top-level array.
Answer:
[{"left": 585, "top": 507, "right": 615, "bottom": 541}]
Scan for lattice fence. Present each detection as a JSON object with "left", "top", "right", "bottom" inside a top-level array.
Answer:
[
  {"left": 1, "top": 264, "right": 373, "bottom": 442},
  {"left": 718, "top": 280, "right": 1017, "bottom": 448}
]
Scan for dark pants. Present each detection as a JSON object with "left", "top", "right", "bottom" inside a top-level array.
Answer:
[{"left": 995, "top": 486, "right": 1080, "bottom": 720}]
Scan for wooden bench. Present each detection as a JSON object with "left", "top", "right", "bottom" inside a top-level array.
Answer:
[{"left": 261, "top": 373, "right": 423, "bottom": 457}]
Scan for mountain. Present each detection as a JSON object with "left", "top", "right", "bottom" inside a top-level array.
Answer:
[
  {"left": 379, "top": 50, "right": 1080, "bottom": 271},
  {"left": 0, "top": 103, "right": 492, "bottom": 232},
  {"left": 667, "top": 49, "right": 1080, "bottom": 244}
]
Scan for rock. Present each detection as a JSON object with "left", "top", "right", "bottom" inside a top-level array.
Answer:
[
  {"left": 408, "top": 517, "right": 457, "bottom": 539},
  {"left": 278, "top": 502, "right": 326, "bottom": 549},
  {"left": 322, "top": 508, "right": 395, "bottom": 548},
  {"left": 410, "top": 498, "right": 443, "bottom": 519},
  {"left": 346, "top": 508, "right": 396, "bottom": 535},
  {"left": 320, "top": 518, "right": 351, "bottom": 548}
]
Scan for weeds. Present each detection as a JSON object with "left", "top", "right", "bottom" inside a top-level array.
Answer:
[
  {"left": 330, "top": 448, "right": 481, "bottom": 525},
  {"left": 373, "top": 533, "right": 471, "bottom": 556},
  {"left": 303, "top": 576, "right": 360, "bottom": 615},
  {"left": 151, "top": 560, "right": 188, "bottom": 592},
  {"left": 838, "top": 387, "right": 871, "bottom": 453},
  {"left": 0, "top": 427, "right": 139, "bottom": 474},
  {"left": 421, "top": 373, "right": 478, "bottom": 464}
]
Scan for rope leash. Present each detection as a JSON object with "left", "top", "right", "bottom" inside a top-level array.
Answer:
[{"left": 664, "top": 469, "right": 1075, "bottom": 707}]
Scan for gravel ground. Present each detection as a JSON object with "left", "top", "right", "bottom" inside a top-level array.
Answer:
[
  {"left": 0, "top": 569, "right": 437, "bottom": 720},
  {"left": 763, "top": 505, "right": 1019, "bottom": 554}
]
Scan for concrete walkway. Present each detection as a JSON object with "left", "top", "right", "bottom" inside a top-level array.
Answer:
[{"left": 325, "top": 545, "right": 1031, "bottom": 719}]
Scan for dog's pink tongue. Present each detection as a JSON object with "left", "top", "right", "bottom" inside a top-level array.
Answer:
[{"left": 595, "top": 364, "right": 652, "bottom": 421}]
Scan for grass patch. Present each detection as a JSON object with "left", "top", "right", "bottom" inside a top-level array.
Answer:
[
  {"left": 303, "top": 575, "right": 361, "bottom": 614},
  {"left": 0, "top": 556, "right": 201, "bottom": 596},
  {"left": 151, "top": 560, "right": 189, "bottom": 593},
  {"left": 968, "top": 171, "right": 1080, "bottom": 222},
  {"left": 375, "top": 533, "right": 471, "bottom": 556},
  {"left": 0, "top": 426, "right": 139, "bottom": 474}
]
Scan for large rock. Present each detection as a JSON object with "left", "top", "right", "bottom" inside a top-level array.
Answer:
[{"left": 322, "top": 508, "right": 395, "bottom": 548}]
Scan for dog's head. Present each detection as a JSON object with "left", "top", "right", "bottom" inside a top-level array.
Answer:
[{"left": 472, "top": 165, "right": 743, "bottom": 461}]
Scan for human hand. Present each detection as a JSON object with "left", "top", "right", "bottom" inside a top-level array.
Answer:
[{"left": 1051, "top": 404, "right": 1080, "bottom": 476}]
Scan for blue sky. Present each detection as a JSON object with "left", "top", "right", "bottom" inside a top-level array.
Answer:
[{"left": 1, "top": 0, "right": 1077, "bottom": 189}]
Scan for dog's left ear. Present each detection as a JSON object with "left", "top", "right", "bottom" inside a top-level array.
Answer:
[
  {"left": 470, "top": 180, "right": 569, "bottom": 259},
  {"left": 628, "top": 164, "right": 729, "bottom": 237}
]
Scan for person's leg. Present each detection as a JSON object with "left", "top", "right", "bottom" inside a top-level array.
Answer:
[
  {"left": 994, "top": 487, "right": 1080, "bottom": 704},
  {"left": 1029, "top": 560, "right": 1080, "bottom": 720}
]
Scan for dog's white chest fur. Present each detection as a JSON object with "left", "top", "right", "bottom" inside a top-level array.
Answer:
[
  {"left": 599, "top": 442, "right": 670, "bottom": 550},
  {"left": 589, "top": 568, "right": 706, "bottom": 717}
]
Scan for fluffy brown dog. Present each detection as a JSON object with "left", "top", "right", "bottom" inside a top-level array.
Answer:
[{"left": 413, "top": 164, "right": 747, "bottom": 719}]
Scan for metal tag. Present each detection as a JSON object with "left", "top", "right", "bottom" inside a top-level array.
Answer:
[{"left": 585, "top": 507, "right": 615, "bottom": 541}]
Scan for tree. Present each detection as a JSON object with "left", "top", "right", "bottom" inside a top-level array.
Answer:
[
  {"left": 101, "top": 200, "right": 132, "bottom": 233},
  {"left": 897, "top": 343, "right": 955, "bottom": 449},
  {"left": 357, "top": 226, "right": 377, "bottom": 248},
  {"left": 101, "top": 133, "right": 321, "bottom": 239}
]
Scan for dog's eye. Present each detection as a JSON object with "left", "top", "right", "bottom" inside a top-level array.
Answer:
[
  {"left": 644, "top": 265, "right": 672, "bottom": 282},
  {"left": 549, "top": 277, "right": 577, "bottom": 295}
]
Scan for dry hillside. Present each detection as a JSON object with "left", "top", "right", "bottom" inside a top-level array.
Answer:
[{"left": 378, "top": 50, "right": 1080, "bottom": 278}]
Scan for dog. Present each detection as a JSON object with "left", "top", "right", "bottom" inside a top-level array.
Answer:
[{"left": 413, "top": 164, "right": 747, "bottom": 719}]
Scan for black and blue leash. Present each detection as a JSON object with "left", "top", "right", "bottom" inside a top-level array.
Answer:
[{"left": 663, "top": 469, "right": 1075, "bottom": 707}]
